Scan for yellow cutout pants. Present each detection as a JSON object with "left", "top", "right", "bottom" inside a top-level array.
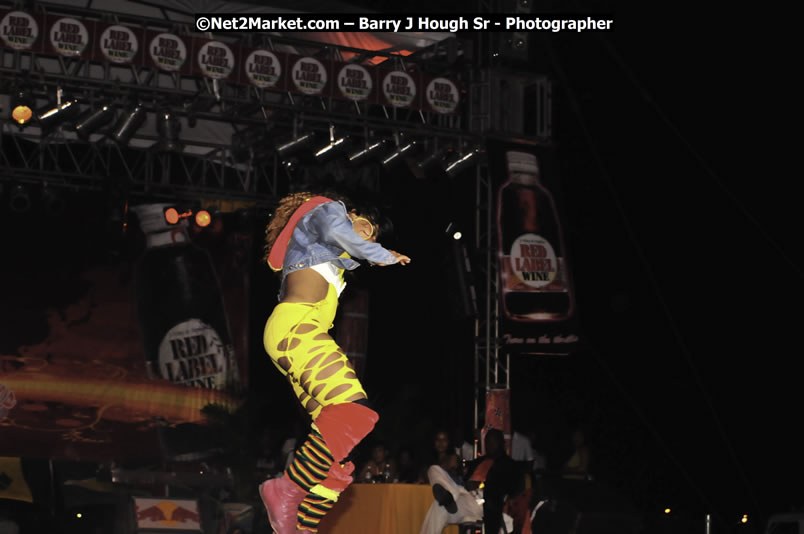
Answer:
[{"left": 263, "top": 284, "right": 365, "bottom": 420}]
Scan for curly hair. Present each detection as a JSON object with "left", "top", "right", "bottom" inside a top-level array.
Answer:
[{"left": 262, "top": 190, "right": 393, "bottom": 267}]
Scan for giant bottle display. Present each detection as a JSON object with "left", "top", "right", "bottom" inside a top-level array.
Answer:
[
  {"left": 132, "top": 203, "right": 238, "bottom": 391},
  {"left": 497, "top": 151, "right": 575, "bottom": 321}
]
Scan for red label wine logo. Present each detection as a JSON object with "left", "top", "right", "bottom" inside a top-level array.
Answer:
[
  {"left": 510, "top": 234, "right": 558, "bottom": 288},
  {"left": 99, "top": 25, "right": 138, "bottom": 63},
  {"left": 292, "top": 57, "right": 327, "bottom": 95},
  {"left": 426, "top": 77, "right": 459, "bottom": 114},
  {"left": 50, "top": 17, "right": 88, "bottom": 57},
  {"left": 382, "top": 71, "right": 416, "bottom": 108},
  {"left": 0, "top": 11, "right": 38, "bottom": 50},
  {"left": 197, "top": 40, "right": 234, "bottom": 79},
  {"left": 158, "top": 319, "right": 228, "bottom": 389},
  {"left": 337, "top": 64, "right": 372, "bottom": 101},
  {"left": 150, "top": 32, "right": 186, "bottom": 72},
  {"left": 245, "top": 49, "right": 281, "bottom": 88}
]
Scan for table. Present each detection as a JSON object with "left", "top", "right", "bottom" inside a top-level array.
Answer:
[{"left": 318, "top": 483, "right": 461, "bottom": 534}]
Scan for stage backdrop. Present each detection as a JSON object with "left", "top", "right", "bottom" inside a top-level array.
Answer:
[
  {"left": 488, "top": 139, "right": 582, "bottom": 356},
  {"left": 0, "top": 204, "right": 251, "bottom": 461}
]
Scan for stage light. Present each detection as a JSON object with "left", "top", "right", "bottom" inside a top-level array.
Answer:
[
  {"left": 282, "top": 157, "right": 299, "bottom": 173},
  {"left": 276, "top": 131, "right": 316, "bottom": 159},
  {"left": 156, "top": 109, "right": 183, "bottom": 152},
  {"left": 9, "top": 185, "right": 31, "bottom": 213},
  {"left": 445, "top": 222, "right": 462, "bottom": 240},
  {"left": 444, "top": 145, "right": 484, "bottom": 178},
  {"left": 195, "top": 210, "right": 212, "bottom": 228},
  {"left": 347, "top": 138, "right": 387, "bottom": 166},
  {"left": 741, "top": 514, "right": 748, "bottom": 524},
  {"left": 10, "top": 90, "right": 34, "bottom": 125},
  {"left": 381, "top": 136, "right": 419, "bottom": 169},
  {"left": 314, "top": 125, "right": 350, "bottom": 161},
  {"left": 164, "top": 207, "right": 180, "bottom": 225},
  {"left": 74, "top": 104, "right": 116, "bottom": 141},
  {"left": 664, "top": 508, "right": 671, "bottom": 515},
  {"left": 37, "top": 99, "right": 82, "bottom": 134},
  {"left": 410, "top": 142, "right": 449, "bottom": 179},
  {"left": 112, "top": 104, "right": 147, "bottom": 146}
]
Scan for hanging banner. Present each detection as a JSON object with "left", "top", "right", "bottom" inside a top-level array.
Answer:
[
  {"left": 488, "top": 139, "right": 582, "bottom": 356},
  {"left": 94, "top": 23, "right": 143, "bottom": 65},
  {"left": 379, "top": 68, "right": 420, "bottom": 109},
  {"left": 146, "top": 30, "right": 190, "bottom": 73},
  {"left": 0, "top": 207, "right": 251, "bottom": 461},
  {"left": 240, "top": 47, "right": 284, "bottom": 90},
  {"left": 194, "top": 39, "right": 236, "bottom": 80},
  {"left": 288, "top": 54, "right": 330, "bottom": 96},
  {"left": 47, "top": 15, "right": 93, "bottom": 58},
  {"left": 483, "top": 388, "right": 511, "bottom": 455},
  {"left": 423, "top": 75, "right": 461, "bottom": 115},
  {"left": 0, "top": 10, "right": 43, "bottom": 52},
  {"left": 333, "top": 62, "right": 376, "bottom": 104}
]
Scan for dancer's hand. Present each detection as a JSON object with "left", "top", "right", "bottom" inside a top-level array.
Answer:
[{"left": 377, "top": 250, "right": 411, "bottom": 266}]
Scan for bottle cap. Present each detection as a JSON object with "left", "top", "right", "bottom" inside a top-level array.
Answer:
[{"left": 506, "top": 151, "right": 540, "bottom": 185}]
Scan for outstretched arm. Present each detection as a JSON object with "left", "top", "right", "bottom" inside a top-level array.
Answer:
[{"left": 310, "top": 202, "right": 411, "bottom": 266}]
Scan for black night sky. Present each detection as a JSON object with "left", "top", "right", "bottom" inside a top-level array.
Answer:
[{"left": 2, "top": 1, "right": 800, "bottom": 532}]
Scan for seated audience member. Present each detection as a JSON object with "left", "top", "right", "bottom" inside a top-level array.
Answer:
[
  {"left": 452, "top": 425, "right": 476, "bottom": 465},
  {"left": 562, "top": 428, "right": 591, "bottom": 479},
  {"left": 357, "top": 442, "right": 398, "bottom": 483},
  {"left": 420, "top": 429, "right": 522, "bottom": 534},
  {"left": 431, "top": 430, "right": 461, "bottom": 483},
  {"left": 396, "top": 446, "right": 424, "bottom": 484}
]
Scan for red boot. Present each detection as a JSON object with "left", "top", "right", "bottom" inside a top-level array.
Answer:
[{"left": 259, "top": 476, "right": 307, "bottom": 534}]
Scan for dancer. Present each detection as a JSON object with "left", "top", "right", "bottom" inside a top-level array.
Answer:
[{"left": 259, "top": 192, "right": 410, "bottom": 534}]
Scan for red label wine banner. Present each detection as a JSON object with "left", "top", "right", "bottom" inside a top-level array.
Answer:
[
  {"left": 0, "top": 212, "right": 252, "bottom": 461},
  {"left": 287, "top": 54, "right": 330, "bottom": 96},
  {"left": 47, "top": 15, "right": 93, "bottom": 58},
  {"left": 0, "top": 10, "right": 461, "bottom": 112},
  {"left": 488, "top": 139, "right": 582, "bottom": 356},
  {"left": 0, "top": 10, "right": 44, "bottom": 52},
  {"left": 240, "top": 47, "right": 285, "bottom": 90},
  {"left": 95, "top": 23, "right": 143, "bottom": 65}
]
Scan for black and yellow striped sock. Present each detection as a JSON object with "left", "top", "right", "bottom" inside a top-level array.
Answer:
[
  {"left": 286, "top": 429, "right": 334, "bottom": 492},
  {"left": 297, "top": 494, "right": 336, "bottom": 532}
]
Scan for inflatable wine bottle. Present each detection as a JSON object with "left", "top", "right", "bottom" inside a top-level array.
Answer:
[{"left": 497, "top": 151, "right": 574, "bottom": 321}]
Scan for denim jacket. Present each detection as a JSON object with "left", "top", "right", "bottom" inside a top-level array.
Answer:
[{"left": 278, "top": 200, "right": 397, "bottom": 300}]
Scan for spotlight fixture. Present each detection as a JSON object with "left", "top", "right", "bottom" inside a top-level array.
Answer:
[
  {"left": 164, "top": 207, "right": 181, "bottom": 225},
  {"left": 410, "top": 140, "right": 448, "bottom": 180},
  {"left": 347, "top": 137, "right": 387, "bottom": 166},
  {"left": 381, "top": 134, "right": 419, "bottom": 170},
  {"left": 156, "top": 109, "right": 183, "bottom": 152},
  {"left": 276, "top": 131, "right": 316, "bottom": 159},
  {"left": 444, "top": 145, "right": 485, "bottom": 178},
  {"left": 9, "top": 185, "right": 31, "bottom": 213},
  {"left": 281, "top": 157, "right": 300, "bottom": 173},
  {"left": 194, "top": 209, "right": 212, "bottom": 228},
  {"left": 111, "top": 104, "right": 147, "bottom": 146},
  {"left": 37, "top": 98, "right": 82, "bottom": 135},
  {"left": 10, "top": 90, "right": 34, "bottom": 126},
  {"left": 445, "top": 222, "right": 462, "bottom": 240},
  {"left": 314, "top": 125, "right": 350, "bottom": 161},
  {"left": 74, "top": 104, "right": 116, "bottom": 141}
]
